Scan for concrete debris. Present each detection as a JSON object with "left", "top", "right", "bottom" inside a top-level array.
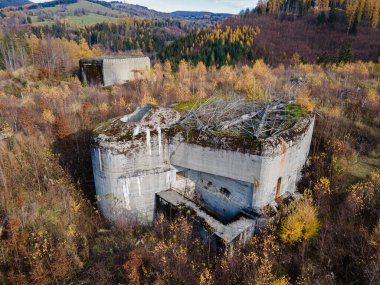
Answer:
[{"left": 179, "top": 97, "right": 299, "bottom": 141}]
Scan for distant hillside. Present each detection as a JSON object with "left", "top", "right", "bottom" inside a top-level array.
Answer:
[
  {"left": 7, "top": 0, "right": 231, "bottom": 27},
  {"left": 222, "top": 13, "right": 380, "bottom": 65},
  {"left": 0, "top": 0, "right": 31, "bottom": 8},
  {"left": 171, "top": 11, "right": 231, "bottom": 17},
  {"left": 25, "top": 0, "right": 123, "bottom": 26},
  {"left": 0, "top": 0, "right": 197, "bottom": 54},
  {"left": 110, "top": 2, "right": 232, "bottom": 26},
  {"left": 160, "top": 0, "right": 380, "bottom": 67},
  {"left": 28, "top": 0, "right": 77, "bottom": 9},
  {"left": 170, "top": 11, "right": 232, "bottom": 25},
  {"left": 110, "top": 2, "right": 167, "bottom": 19},
  {"left": 161, "top": 11, "right": 380, "bottom": 67}
]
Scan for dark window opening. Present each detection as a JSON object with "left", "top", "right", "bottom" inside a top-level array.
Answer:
[
  {"left": 176, "top": 171, "right": 185, "bottom": 181},
  {"left": 220, "top": 187, "right": 231, "bottom": 198}
]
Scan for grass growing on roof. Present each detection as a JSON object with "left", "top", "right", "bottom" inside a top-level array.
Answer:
[
  {"left": 174, "top": 98, "right": 208, "bottom": 112},
  {"left": 284, "top": 103, "right": 306, "bottom": 120}
]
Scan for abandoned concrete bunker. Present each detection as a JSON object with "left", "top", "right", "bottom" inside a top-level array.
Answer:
[
  {"left": 91, "top": 97, "right": 315, "bottom": 247},
  {"left": 79, "top": 56, "right": 150, "bottom": 87}
]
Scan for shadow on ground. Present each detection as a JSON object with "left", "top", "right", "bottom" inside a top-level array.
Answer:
[{"left": 52, "top": 130, "right": 97, "bottom": 203}]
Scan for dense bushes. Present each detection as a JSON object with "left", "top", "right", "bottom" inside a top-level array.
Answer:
[
  {"left": 0, "top": 57, "right": 379, "bottom": 283},
  {"left": 0, "top": 33, "right": 100, "bottom": 76},
  {"left": 0, "top": 135, "right": 98, "bottom": 284}
]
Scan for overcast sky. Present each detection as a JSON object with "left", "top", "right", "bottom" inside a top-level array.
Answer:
[{"left": 30, "top": 0, "right": 258, "bottom": 14}]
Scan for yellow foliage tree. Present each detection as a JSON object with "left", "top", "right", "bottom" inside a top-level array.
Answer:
[
  {"left": 369, "top": 219, "right": 380, "bottom": 248},
  {"left": 27, "top": 34, "right": 101, "bottom": 76},
  {"left": 296, "top": 88, "right": 315, "bottom": 112},
  {"left": 279, "top": 192, "right": 320, "bottom": 244},
  {"left": 194, "top": 61, "right": 207, "bottom": 99},
  {"left": 177, "top": 60, "right": 190, "bottom": 85},
  {"left": 199, "top": 268, "right": 213, "bottom": 285},
  {"left": 98, "top": 102, "right": 109, "bottom": 114},
  {"left": 153, "top": 62, "right": 163, "bottom": 81},
  {"left": 367, "top": 88, "right": 378, "bottom": 105},
  {"left": 160, "top": 61, "right": 177, "bottom": 103},
  {"left": 163, "top": 60, "right": 173, "bottom": 81},
  {"left": 273, "top": 276, "right": 291, "bottom": 285},
  {"left": 42, "top": 109, "right": 55, "bottom": 124},
  {"left": 366, "top": 0, "right": 380, "bottom": 27},
  {"left": 176, "top": 60, "right": 191, "bottom": 101},
  {"left": 140, "top": 80, "right": 157, "bottom": 105},
  {"left": 252, "top": 59, "right": 274, "bottom": 86},
  {"left": 235, "top": 65, "right": 266, "bottom": 100},
  {"left": 316, "top": 0, "right": 330, "bottom": 11},
  {"left": 215, "top": 65, "right": 236, "bottom": 91}
]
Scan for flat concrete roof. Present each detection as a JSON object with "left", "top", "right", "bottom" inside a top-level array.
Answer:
[
  {"left": 93, "top": 101, "right": 314, "bottom": 156},
  {"left": 157, "top": 189, "right": 256, "bottom": 243},
  {"left": 80, "top": 55, "right": 149, "bottom": 62}
]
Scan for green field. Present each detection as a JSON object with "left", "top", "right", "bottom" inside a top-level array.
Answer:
[
  {"left": 59, "top": 0, "right": 122, "bottom": 16},
  {"left": 65, "top": 13, "right": 119, "bottom": 25},
  {"left": 30, "top": 0, "right": 124, "bottom": 26},
  {"left": 30, "top": 15, "right": 54, "bottom": 26}
]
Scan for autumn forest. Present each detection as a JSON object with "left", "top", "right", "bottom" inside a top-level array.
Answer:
[{"left": 0, "top": 0, "right": 379, "bottom": 284}]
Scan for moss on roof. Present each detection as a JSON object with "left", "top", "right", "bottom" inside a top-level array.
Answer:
[{"left": 92, "top": 97, "right": 313, "bottom": 156}]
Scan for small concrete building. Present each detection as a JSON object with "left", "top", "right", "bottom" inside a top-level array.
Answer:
[
  {"left": 79, "top": 56, "right": 150, "bottom": 87},
  {"left": 91, "top": 98, "right": 315, "bottom": 247}
]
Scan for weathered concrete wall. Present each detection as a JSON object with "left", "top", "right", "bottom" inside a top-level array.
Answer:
[
  {"left": 171, "top": 168, "right": 253, "bottom": 222},
  {"left": 92, "top": 105, "right": 315, "bottom": 227},
  {"left": 170, "top": 116, "right": 315, "bottom": 211},
  {"left": 197, "top": 172, "right": 253, "bottom": 222},
  {"left": 253, "top": 116, "right": 315, "bottom": 209},
  {"left": 157, "top": 189, "right": 256, "bottom": 245},
  {"left": 91, "top": 140, "right": 174, "bottom": 223},
  {"left": 102, "top": 57, "right": 150, "bottom": 87},
  {"left": 91, "top": 107, "right": 179, "bottom": 224}
]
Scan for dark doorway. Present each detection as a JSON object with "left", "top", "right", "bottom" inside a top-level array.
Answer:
[
  {"left": 276, "top": 177, "right": 282, "bottom": 199},
  {"left": 80, "top": 60, "right": 104, "bottom": 86}
]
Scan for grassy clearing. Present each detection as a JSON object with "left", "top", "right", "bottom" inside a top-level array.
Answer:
[
  {"left": 31, "top": 16, "right": 55, "bottom": 26},
  {"left": 36, "top": 0, "right": 118, "bottom": 15},
  {"left": 65, "top": 0, "right": 120, "bottom": 15},
  {"left": 65, "top": 13, "right": 118, "bottom": 26},
  {"left": 173, "top": 98, "right": 208, "bottom": 112},
  {"left": 31, "top": 0, "right": 123, "bottom": 26},
  {"left": 31, "top": 13, "right": 118, "bottom": 26},
  {"left": 346, "top": 149, "right": 380, "bottom": 181}
]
